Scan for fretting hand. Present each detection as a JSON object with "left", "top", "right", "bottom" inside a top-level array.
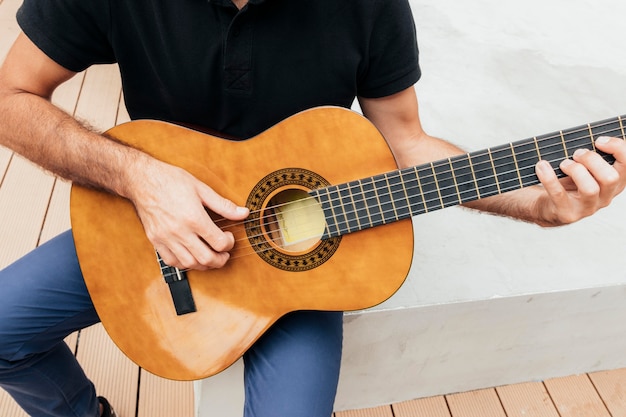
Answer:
[{"left": 534, "top": 136, "right": 626, "bottom": 226}]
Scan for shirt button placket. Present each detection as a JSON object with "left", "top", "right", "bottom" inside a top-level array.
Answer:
[{"left": 224, "top": 12, "right": 253, "bottom": 93}]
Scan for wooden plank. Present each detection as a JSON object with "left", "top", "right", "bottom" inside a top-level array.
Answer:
[
  {"left": 0, "top": 0, "right": 20, "bottom": 60},
  {"left": 445, "top": 388, "right": 506, "bottom": 417},
  {"left": 75, "top": 64, "right": 122, "bottom": 131},
  {"left": 544, "top": 374, "right": 611, "bottom": 417},
  {"left": 39, "top": 179, "right": 71, "bottom": 244},
  {"left": 393, "top": 395, "right": 451, "bottom": 417},
  {"left": 0, "top": 25, "right": 86, "bottom": 266},
  {"left": 0, "top": 0, "right": 82, "bottom": 404},
  {"left": 65, "top": 332, "right": 79, "bottom": 354},
  {"left": 588, "top": 368, "right": 626, "bottom": 417},
  {"left": 0, "top": 155, "right": 55, "bottom": 268},
  {"left": 0, "top": 395, "right": 28, "bottom": 417},
  {"left": 76, "top": 324, "right": 139, "bottom": 417},
  {"left": 0, "top": 150, "right": 12, "bottom": 185},
  {"left": 334, "top": 405, "right": 394, "bottom": 417},
  {"left": 496, "top": 382, "right": 560, "bottom": 417},
  {"left": 137, "top": 370, "right": 195, "bottom": 417},
  {"left": 52, "top": 72, "right": 86, "bottom": 116},
  {"left": 117, "top": 93, "right": 131, "bottom": 124}
]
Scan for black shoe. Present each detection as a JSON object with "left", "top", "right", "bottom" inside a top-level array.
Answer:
[{"left": 98, "top": 396, "right": 118, "bottom": 417}]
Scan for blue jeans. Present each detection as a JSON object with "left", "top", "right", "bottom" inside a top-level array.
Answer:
[{"left": 0, "top": 230, "right": 343, "bottom": 417}]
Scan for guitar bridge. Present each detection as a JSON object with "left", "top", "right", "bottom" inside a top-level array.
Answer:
[{"left": 156, "top": 252, "right": 197, "bottom": 316}]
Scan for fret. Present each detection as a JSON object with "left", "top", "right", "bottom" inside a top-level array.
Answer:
[
  {"left": 486, "top": 149, "right": 502, "bottom": 194},
  {"left": 429, "top": 162, "right": 445, "bottom": 208},
  {"left": 448, "top": 158, "right": 463, "bottom": 203},
  {"left": 372, "top": 173, "right": 396, "bottom": 224},
  {"left": 588, "top": 117, "right": 624, "bottom": 165},
  {"left": 416, "top": 164, "right": 443, "bottom": 211},
  {"left": 559, "top": 130, "right": 569, "bottom": 159},
  {"left": 490, "top": 143, "right": 522, "bottom": 194},
  {"left": 383, "top": 173, "right": 400, "bottom": 221},
  {"left": 468, "top": 150, "right": 500, "bottom": 199},
  {"left": 562, "top": 125, "right": 593, "bottom": 155},
  {"left": 347, "top": 181, "right": 366, "bottom": 231},
  {"left": 399, "top": 168, "right": 426, "bottom": 215},
  {"left": 327, "top": 185, "right": 348, "bottom": 235},
  {"left": 312, "top": 187, "right": 339, "bottom": 238},
  {"left": 311, "top": 114, "right": 626, "bottom": 240},
  {"left": 510, "top": 138, "right": 541, "bottom": 188},
  {"left": 359, "top": 176, "right": 385, "bottom": 228},
  {"left": 386, "top": 172, "right": 412, "bottom": 220},
  {"left": 355, "top": 179, "right": 374, "bottom": 227},
  {"left": 509, "top": 142, "right": 524, "bottom": 189},
  {"left": 589, "top": 116, "right": 624, "bottom": 140},
  {"left": 466, "top": 154, "right": 481, "bottom": 200},
  {"left": 448, "top": 155, "right": 479, "bottom": 203},
  {"left": 337, "top": 183, "right": 360, "bottom": 234},
  {"left": 432, "top": 160, "right": 460, "bottom": 208},
  {"left": 533, "top": 136, "right": 542, "bottom": 160},
  {"left": 397, "top": 170, "right": 416, "bottom": 217},
  {"left": 534, "top": 129, "right": 567, "bottom": 176},
  {"left": 587, "top": 124, "right": 597, "bottom": 152}
]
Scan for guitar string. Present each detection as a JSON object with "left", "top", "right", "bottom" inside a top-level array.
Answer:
[
  {"left": 162, "top": 122, "right": 625, "bottom": 275},
  {"left": 215, "top": 120, "right": 624, "bottom": 230},
  {"left": 176, "top": 124, "right": 625, "bottom": 268},
  {"left": 201, "top": 124, "right": 626, "bottom": 263},
  {"left": 216, "top": 122, "right": 624, "bottom": 238}
]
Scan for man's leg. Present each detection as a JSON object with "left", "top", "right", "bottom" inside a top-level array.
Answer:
[
  {"left": 0, "top": 230, "right": 101, "bottom": 417},
  {"left": 243, "top": 310, "right": 343, "bottom": 417}
]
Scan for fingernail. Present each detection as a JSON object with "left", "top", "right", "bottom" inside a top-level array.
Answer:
[
  {"left": 536, "top": 160, "right": 553, "bottom": 174},
  {"left": 560, "top": 159, "right": 575, "bottom": 168},
  {"left": 573, "top": 148, "right": 588, "bottom": 158},
  {"left": 596, "top": 136, "right": 611, "bottom": 144},
  {"left": 237, "top": 206, "right": 249, "bottom": 215}
]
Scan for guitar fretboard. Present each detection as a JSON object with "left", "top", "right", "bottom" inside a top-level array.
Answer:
[{"left": 310, "top": 115, "right": 626, "bottom": 239}]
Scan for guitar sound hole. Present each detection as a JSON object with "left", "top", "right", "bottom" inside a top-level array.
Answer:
[
  {"left": 262, "top": 188, "right": 325, "bottom": 254},
  {"left": 245, "top": 167, "right": 340, "bottom": 271}
]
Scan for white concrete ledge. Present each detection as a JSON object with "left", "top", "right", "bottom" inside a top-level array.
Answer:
[
  {"left": 195, "top": 283, "right": 626, "bottom": 414},
  {"left": 335, "top": 284, "right": 626, "bottom": 410}
]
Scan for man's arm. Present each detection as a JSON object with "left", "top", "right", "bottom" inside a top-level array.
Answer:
[
  {"left": 0, "top": 33, "right": 248, "bottom": 269},
  {"left": 358, "top": 87, "right": 626, "bottom": 226}
]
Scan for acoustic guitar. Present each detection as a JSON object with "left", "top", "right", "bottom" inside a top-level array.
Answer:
[{"left": 70, "top": 106, "right": 625, "bottom": 380}]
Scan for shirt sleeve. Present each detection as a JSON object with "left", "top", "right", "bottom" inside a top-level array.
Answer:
[
  {"left": 357, "top": 0, "right": 421, "bottom": 98},
  {"left": 16, "top": 0, "right": 115, "bottom": 72}
]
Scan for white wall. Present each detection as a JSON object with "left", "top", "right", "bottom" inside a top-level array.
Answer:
[
  {"left": 394, "top": 0, "right": 626, "bottom": 309},
  {"left": 197, "top": 1, "right": 626, "bottom": 414}
]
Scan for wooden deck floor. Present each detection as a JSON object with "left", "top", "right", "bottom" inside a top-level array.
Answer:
[
  {"left": 0, "top": 0, "right": 193, "bottom": 414},
  {"left": 2, "top": 0, "right": 626, "bottom": 416},
  {"left": 335, "top": 370, "right": 626, "bottom": 417}
]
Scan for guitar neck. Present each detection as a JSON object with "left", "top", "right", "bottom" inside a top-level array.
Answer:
[{"left": 311, "top": 115, "right": 626, "bottom": 239}]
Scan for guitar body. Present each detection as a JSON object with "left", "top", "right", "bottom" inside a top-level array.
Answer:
[{"left": 70, "top": 107, "right": 414, "bottom": 380}]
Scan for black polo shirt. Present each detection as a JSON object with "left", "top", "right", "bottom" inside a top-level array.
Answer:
[{"left": 17, "top": 0, "right": 420, "bottom": 139}]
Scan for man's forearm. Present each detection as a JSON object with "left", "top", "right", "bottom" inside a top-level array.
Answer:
[
  {"left": 0, "top": 89, "right": 150, "bottom": 200},
  {"left": 397, "top": 132, "right": 551, "bottom": 225}
]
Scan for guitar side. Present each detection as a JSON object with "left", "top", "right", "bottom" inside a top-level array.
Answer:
[{"left": 70, "top": 107, "right": 414, "bottom": 380}]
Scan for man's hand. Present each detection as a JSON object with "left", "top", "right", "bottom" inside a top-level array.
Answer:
[
  {"left": 1, "top": 34, "right": 250, "bottom": 271},
  {"left": 535, "top": 136, "right": 626, "bottom": 226},
  {"left": 129, "top": 160, "right": 249, "bottom": 271},
  {"left": 359, "top": 87, "right": 626, "bottom": 226}
]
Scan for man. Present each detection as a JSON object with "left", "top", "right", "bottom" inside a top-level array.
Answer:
[{"left": 1, "top": 0, "right": 625, "bottom": 416}]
